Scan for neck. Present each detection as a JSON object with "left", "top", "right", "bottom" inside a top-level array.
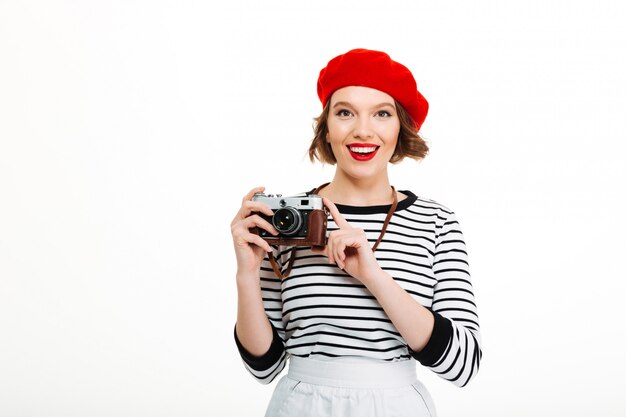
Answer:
[{"left": 318, "top": 171, "right": 394, "bottom": 206}]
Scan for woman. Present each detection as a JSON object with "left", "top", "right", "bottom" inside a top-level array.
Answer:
[{"left": 231, "top": 48, "right": 481, "bottom": 417}]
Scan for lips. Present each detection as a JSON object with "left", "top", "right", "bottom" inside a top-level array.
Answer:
[{"left": 347, "top": 143, "right": 380, "bottom": 161}]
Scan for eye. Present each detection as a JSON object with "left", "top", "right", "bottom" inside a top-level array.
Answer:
[
  {"left": 376, "top": 110, "right": 392, "bottom": 118},
  {"left": 335, "top": 109, "right": 353, "bottom": 117}
]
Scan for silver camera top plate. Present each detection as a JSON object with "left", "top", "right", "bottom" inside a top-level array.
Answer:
[{"left": 252, "top": 193, "right": 324, "bottom": 210}]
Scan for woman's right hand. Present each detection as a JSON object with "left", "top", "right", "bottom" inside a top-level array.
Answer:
[{"left": 230, "top": 186, "right": 279, "bottom": 276}]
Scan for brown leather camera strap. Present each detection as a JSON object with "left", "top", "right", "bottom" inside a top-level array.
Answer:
[
  {"left": 268, "top": 183, "right": 397, "bottom": 280},
  {"left": 372, "top": 186, "right": 398, "bottom": 252},
  {"left": 269, "top": 249, "right": 296, "bottom": 279}
]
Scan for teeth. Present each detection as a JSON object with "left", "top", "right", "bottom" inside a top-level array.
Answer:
[{"left": 349, "top": 146, "right": 378, "bottom": 154}]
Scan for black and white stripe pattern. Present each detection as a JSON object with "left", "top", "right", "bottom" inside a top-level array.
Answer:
[{"left": 237, "top": 190, "right": 481, "bottom": 387}]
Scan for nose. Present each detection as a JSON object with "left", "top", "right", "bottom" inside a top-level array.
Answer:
[{"left": 352, "top": 116, "right": 374, "bottom": 139}]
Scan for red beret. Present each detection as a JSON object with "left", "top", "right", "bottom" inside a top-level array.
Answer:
[{"left": 317, "top": 48, "right": 429, "bottom": 130}]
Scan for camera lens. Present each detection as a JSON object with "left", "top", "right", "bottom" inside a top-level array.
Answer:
[{"left": 272, "top": 207, "right": 302, "bottom": 236}]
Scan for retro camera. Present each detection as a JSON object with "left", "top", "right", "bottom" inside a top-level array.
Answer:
[{"left": 252, "top": 192, "right": 327, "bottom": 247}]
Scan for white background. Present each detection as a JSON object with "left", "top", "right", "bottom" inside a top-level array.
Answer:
[{"left": 1, "top": 1, "right": 625, "bottom": 416}]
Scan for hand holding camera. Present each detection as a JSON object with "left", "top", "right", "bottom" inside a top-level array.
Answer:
[
  {"left": 230, "top": 187, "right": 281, "bottom": 278},
  {"left": 231, "top": 187, "right": 329, "bottom": 280}
]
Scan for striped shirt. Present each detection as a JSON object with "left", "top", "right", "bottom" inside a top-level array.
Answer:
[{"left": 235, "top": 190, "right": 481, "bottom": 387}]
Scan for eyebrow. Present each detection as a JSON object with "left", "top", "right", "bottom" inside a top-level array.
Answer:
[{"left": 332, "top": 101, "right": 396, "bottom": 110}]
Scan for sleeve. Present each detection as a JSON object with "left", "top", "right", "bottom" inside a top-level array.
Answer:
[
  {"left": 410, "top": 211, "right": 482, "bottom": 387},
  {"left": 234, "top": 246, "right": 290, "bottom": 384}
]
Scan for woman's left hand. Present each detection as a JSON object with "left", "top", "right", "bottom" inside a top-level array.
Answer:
[{"left": 312, "top": 197, "right": 384, "bottom": 284}]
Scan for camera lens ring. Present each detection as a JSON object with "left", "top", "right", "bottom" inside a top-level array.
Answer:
[{"left": 272, "top": 207, "right": 302, "bottom": 236}]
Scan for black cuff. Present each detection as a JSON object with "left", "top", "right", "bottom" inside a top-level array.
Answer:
[
  {"left": 409, "top": 311, "right": 453, "bottom": 367},
  {"left": 234, "top": 322, "right": 285, "bottom": 372}
]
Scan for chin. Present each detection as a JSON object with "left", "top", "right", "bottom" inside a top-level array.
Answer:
[{"left": 343, "top": 165, "right": 387, "bottom": 181}]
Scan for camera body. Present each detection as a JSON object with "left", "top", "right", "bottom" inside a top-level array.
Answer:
[{"left": 252, "top": 192, "right": 327, "bottom": 247}]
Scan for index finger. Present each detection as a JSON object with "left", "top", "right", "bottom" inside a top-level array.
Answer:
[
  {"left": 242, "top": 186, "right": 265, "bottom": 203},
  {"left": 322, "top": 197, "right": 351, "bottom": 229}
]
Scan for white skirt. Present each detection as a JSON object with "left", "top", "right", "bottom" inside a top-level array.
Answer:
[{"left": 265, "top": 356, "right": 436, "bottom": 417}]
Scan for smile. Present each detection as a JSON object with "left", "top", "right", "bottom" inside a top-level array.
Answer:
[{"left": 347, "top": 144, "right": 380, "bottom": 161}]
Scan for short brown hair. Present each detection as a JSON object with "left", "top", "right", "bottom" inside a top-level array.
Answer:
[{"left": 308, "top": 100, "right": 429, "bottom": 164}]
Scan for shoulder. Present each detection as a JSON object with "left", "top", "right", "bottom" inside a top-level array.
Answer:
[
  {"left": 398, "top": 191, "right": 466, "bottom": 239},
  {"left": 400, "top": 191, "right": 454, "bottom": 218}
]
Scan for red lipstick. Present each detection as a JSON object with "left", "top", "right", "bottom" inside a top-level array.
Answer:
[{"left": 347, "top": 143, "right": 380, "bottom": 161}]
